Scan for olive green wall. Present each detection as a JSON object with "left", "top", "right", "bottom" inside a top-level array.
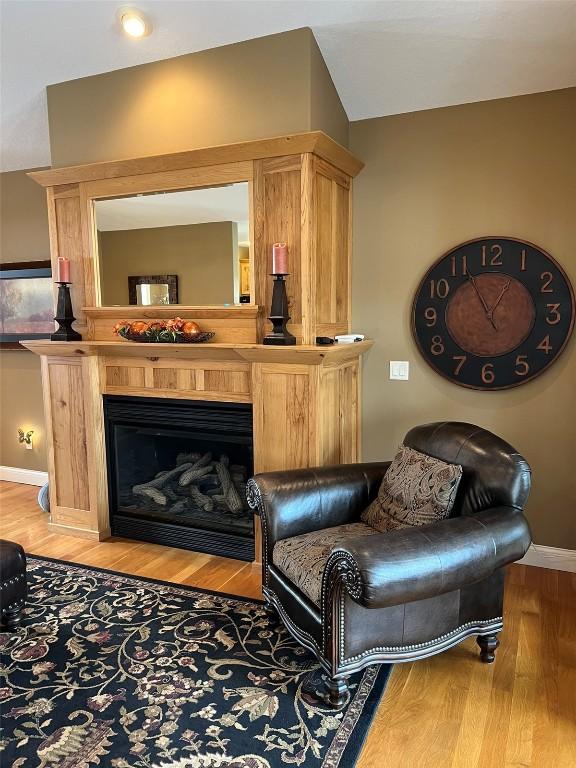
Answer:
[
  {"left": 99, "top": 222, "right": 236, "bottom": 305},
  {"left": 350, "top": 87, "right": 576, "bottom": 549},
  {"left": 47, "top": 28, "right": 348, "bottom": 167},
  {"left": 0, "top": 169, "right": 50, "bottom": 472}
]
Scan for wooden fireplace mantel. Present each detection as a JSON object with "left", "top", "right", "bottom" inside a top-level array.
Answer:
[{"left": 26, "top": 131, "right": 369, "bottom": 562}]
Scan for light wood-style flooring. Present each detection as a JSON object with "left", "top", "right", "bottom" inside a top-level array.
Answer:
[{"left": 1, "top": 480, "right": 574, "bottom": 768}]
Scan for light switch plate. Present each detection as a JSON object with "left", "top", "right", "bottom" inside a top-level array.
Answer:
[{"left": 390, "top": 361, "right": 410, "bottom": 380}]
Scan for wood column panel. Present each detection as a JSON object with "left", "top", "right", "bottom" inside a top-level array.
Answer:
[
  {"left": 253, "top": 157, "right": 303, "bottom": 342},
  {"left": 47, "top": 186, "right": 93, "bottom": 335},
  {"left": 40, "top": 355, "right": 108, "bottom": 539}
]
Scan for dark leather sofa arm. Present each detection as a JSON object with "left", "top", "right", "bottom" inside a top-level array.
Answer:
[
  {"left": 247, "top": 463, "right": 390, "bottom": 549},
  {"left": 327, "top": 506, "right": 531, "bottom": 609}
]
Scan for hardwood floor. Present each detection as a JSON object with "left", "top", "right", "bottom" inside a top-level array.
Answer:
[{"left": 1, "top": 480, "right": 574, "bottom": 767}]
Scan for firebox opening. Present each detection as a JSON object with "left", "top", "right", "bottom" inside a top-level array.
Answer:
[{"left": 104, "top": 396, "right": 254, "bottom": 561}]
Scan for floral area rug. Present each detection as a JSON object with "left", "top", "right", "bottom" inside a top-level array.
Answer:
[{"left": 0, "top": 557, "right": 391, "bottom": 768}]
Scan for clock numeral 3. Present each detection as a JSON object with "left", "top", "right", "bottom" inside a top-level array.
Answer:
[
  {"left": 481, "top": 244, "right": 502, "bottom": 267},
  {"left": 481, "top": 363, "right": 495, "bottom": 384},
  {"left": 430, "top": 335, "right": 444, "bottom": 355},
  {"left": 546, "top": 303, "right": 561, "bottom": 325},
  {"left": 430, "top": 279, "right": 450, "bottom": 299},
  {"left": 424, "top": 307, "right": 437, "bottom": 327},
  {"left": 537, "top": 335, "right": 552, "bottom": 354},
  {"left": 540, "top": 272, "right": 554, "bottom": 293},
  {"left": 514, "top": 355, "right": 530, "bottom": 377},
  {"left": 452, "top": 355, "right": 467, "bottom": 375}
]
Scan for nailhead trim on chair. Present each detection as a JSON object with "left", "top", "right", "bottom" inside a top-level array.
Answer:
[
  {"left": 340, "top": 617, "right": 503, "bottom": 662},
  {"left": 1, "top": 599, "right": 25, "bottom": 614},
  {"left": 1, "top": 573, "right": 25, "bottom": 588}
]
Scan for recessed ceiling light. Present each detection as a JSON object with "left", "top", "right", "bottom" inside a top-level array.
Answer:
[{"left": 120, "top": 10, "right": 150, "bottom": 38}]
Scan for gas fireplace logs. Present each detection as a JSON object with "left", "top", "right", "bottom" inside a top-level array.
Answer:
[{"left": 131, "top": 452, "right": 249, "bottom": 518}]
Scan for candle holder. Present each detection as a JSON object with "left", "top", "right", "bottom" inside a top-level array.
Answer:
[
  {"left": 51, "top": 282, "right": 82, "bottom": 342},
  {"left": 263, "top": 273, "right": 296, "bottom": 346}
]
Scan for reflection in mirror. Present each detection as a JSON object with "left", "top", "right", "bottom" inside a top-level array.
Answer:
[
  {"left": 94, "top": 183, "right": 250, "bottom": 306},
  {"left": 137, "top": 284, "right": 170, "bottom": 305}
]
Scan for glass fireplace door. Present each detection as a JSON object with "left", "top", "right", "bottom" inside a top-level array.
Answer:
[{"left": 104, "top": 396, "right": 254, "bottom": 560}]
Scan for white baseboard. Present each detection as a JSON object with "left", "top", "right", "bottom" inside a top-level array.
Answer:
[
  {"left": 518, "top": 544, "right": 576, "bottom": 573},
  {"left": 0, "top": 466, "right": 48, "bottom": 486}
]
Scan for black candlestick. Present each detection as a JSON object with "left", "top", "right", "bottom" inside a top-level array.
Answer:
[
  {"left": 51, "top": 282, "right": 82, "bottom": 341},
  {"left": 263, "top": 274, "right": 296, "bottom": 346}
]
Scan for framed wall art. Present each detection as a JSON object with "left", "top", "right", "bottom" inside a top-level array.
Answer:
[{"left": 0, "top": 261, "right": 54, "bottom": 349}]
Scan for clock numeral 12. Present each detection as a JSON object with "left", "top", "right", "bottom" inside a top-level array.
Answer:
[{"left": 481, "top": 244, "right": 503, "bottom": 267}]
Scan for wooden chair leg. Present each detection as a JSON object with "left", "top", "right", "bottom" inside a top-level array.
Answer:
[
  {"left": 477, "top": 633, "right": 500, "bottom": 663},
  {"left": 1, "top": 605, "right": 24, "bottom": 630},
  {"left": 325, "top": 676, "right": 349, "bottom": 708}
]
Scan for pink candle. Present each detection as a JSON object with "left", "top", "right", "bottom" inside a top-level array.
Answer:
[
  {"left": 272, "top": 243, "right": 288, "bottom": 274},
  {"left": 57, "top": 257, "right": 71, "bottom": 283}
]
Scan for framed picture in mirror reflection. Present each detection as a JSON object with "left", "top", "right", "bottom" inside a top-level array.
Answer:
[{"left": 128, "top": 275, "right": 179, "bottom": 306}]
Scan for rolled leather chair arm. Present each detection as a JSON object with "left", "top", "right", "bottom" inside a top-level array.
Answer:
[
  {"left": 247, "top": 462, "right": 390, "bottom": 548},
  {"left": 327, "top": 506, "right": 531, "bottom": 609}
]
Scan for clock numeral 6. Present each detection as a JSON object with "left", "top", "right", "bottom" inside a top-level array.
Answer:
[
  {"left": 546, "top": 303, "right": 561, "bottom": 325},
  {"left": 430, "top": 335, "right": 444, "bottom": 355},
  {"left": 481, "top": 363, "right": 495, "bottom": 384},
  {"left": 514, "top": 355, "right": 530, "bottom": 377},
  {"left": 537, "top": 335, "right": 552, "bottom": 354},
  {"left": 424, "top": 307, "right": 437, "bottom": 327},
  {"left": 540, "top": 272, "right": 554, "bottom": 293},
  {"left": 452, "top": 355, "right": 467, "bottom": 375},
  {"left": 429, "top": 279, "right": 450, "bottom": 299}
]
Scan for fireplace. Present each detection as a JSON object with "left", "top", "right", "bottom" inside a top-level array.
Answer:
[{"left": 104, "top": 395, "right": 254, "bottom": 560}]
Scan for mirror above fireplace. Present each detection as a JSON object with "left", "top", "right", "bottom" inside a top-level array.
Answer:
[{"left": 94, "top": 182, "right": 251, "bottom": 307}]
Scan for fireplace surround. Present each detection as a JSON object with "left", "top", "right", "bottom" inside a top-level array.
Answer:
[
  {"left": 104, "top": 396, "right": 254, "bottom": 560},
  {"left": 22, "top": 132, "right": 372, "bottom": 564}
]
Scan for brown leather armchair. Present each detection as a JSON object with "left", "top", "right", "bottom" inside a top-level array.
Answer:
[{"left": 247, "top": 422, "right": 531, "bottom": 707}]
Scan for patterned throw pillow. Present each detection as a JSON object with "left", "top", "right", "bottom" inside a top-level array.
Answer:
[{"left": 361, "top": 444, "right": 463, "bottom": 532}]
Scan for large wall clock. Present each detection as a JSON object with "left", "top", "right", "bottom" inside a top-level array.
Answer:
[{"left": 412, "top": 237, "right": 575, "bottom": 390}]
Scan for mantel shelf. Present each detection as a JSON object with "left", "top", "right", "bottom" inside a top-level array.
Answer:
[{"left": 20, "top": 339, "right": 374, "bottom": 366}]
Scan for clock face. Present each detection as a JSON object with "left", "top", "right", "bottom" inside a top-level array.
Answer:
[{"left": 412, "top": 237, "right": 575, "bottom": 390}]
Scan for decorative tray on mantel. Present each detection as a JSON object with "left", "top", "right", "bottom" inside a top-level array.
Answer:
[{"left": 114, "top": 318, "right": 215, "bottom": 344}]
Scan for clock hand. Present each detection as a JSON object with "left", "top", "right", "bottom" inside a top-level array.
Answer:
[
  {"left": 487, "top": 279, "right": 511, "bottom": 321},
  {"left": 466, "top": 269, "right": 498, "bottom": 331}
]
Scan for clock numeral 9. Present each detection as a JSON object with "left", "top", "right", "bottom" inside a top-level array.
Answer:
[
  {"left": 514, "top": 355, "right": 530, "bottom": 377},
  {"left": 481, "top": 363, "right": 495, "bottom": 384},
  {"left": 424, "top": 307, "right": 437, "bottom": 327},
  {"left": 430, "top": 335, "right": 444, "bottom": 355},
  {"left": 481, "top": 244, "right": 503, "bottom": 267},
  {"left": 546, "top": 303, "right": 561, "bottom": 324},
  {"left": 540, "top": 272, "right": 554, "bottom": 293},
  {"left": 429, "top": 278, "right": 450, "bottom": 299},
  {"left": 537, "top": 335, "right": 552, "bottom": 354}
]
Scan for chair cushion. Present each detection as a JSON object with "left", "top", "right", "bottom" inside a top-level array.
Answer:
[
  {"left": 272, "top": 522, "right": 379, "bottom": 606},
  {"left": 361, "top": 444, "right": 462, "bottom": 532}
]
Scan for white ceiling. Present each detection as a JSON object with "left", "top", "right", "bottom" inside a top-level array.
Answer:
[
  {"left": 95, "top": 183, "right": 250, "bottom": 241},
  {"left": 1, "top": 0, "right": 575, "bottom": 172}
]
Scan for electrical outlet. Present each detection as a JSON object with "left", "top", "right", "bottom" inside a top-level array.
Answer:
[{"left": 389, "top": 361, "right": 410, "bottom": 380}]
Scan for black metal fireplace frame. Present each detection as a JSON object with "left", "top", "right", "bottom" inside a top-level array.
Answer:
[{"left": 103, "top": 395, "right": 255, "bottom": 561}]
